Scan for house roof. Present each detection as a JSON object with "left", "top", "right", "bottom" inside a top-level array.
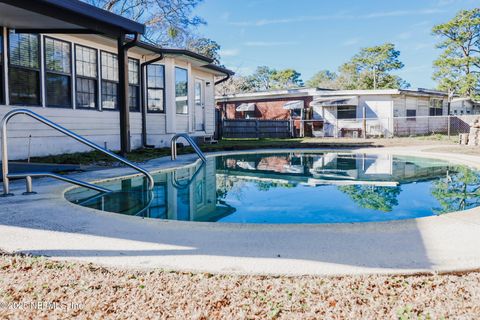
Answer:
[
  {"left": 0, "top": 0, "right": 233, "bottom": 77},
  {"left": 315, "top": 89, "right": 448, "bottom": 98},
  {"left": 217, "top": 88, "right": 449, "bottom": 102},
  {"left": 216, "top": 87, "right": 325, "bottom": 101},
  {"left": 201, "top": 64, "right": 235, "bottom": 76},
  {"left": 452, "top": 97, "right": 480, "bottom": 103},
  {"left": 0, "top": 0, "right": 145, "bottom": 35},
  {"left": 135, "top": 42, "right": 234, "bottom": 77}
]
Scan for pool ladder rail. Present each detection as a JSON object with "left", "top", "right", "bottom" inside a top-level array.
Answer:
[
  {"left": 170, "top": 133, "right": 207, "bottom": 163},
  {"left": 1, "top": 109, "right": 155, "bottom": 196}
]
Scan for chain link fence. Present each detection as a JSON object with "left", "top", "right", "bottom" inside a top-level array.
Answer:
[{"left": 294, "top": 115, "right": 478, "bottom": 138}]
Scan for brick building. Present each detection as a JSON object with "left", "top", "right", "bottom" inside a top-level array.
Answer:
[{"left": 216, "top": 88, "right": 321, "bottom": 121}]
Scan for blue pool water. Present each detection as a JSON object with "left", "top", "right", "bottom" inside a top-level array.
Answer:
[{"left": 65, "top": 152, "right": 480, "bottom": 224}]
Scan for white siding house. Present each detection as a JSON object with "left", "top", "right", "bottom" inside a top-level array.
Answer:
[
  {"left": 0, "top": 1, "right": 233, "bottom": 160},
  {"left": 450, "top": 97, "right": 480, "bottom": 115},
  {"left": 217, "top": 88, "right": 453, "bottom": 138},
  {"left": 310, "top": 89, "right": 449, "bottom": 137}
]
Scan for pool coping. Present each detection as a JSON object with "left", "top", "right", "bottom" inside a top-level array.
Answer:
[{"left": 1, "top": 145, "right": 480, "bottom": 276}]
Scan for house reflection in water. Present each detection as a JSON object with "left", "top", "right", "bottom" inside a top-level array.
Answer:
[
  {"left": 67, "top": 159, "right": 235, "bottom": 222},
  {"left": 217, "top": 152, "right": 451, "bottom": 186},
  {"left": 143, "top": 159, "right": 236, "bottom": 221},
  {"left": 67, "top": 152, "right": 480, "bottom": 222}
]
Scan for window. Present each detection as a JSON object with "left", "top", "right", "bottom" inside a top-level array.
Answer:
[
  {"left": 128, "top": 58, "right": 139, "bottom": 112},
  {"left": 429, "top": 99, "right": 443, "bottom": 116},
  {"left": 101, "top": 51, "right": 118, "bottom": 110},
  {"left": 44, "top": 37, "right": 72, "bottom": 107},
  {"left": 8, "top": 32, "right": 40, "bottom": 105},
  {"left": 75, "top": 45, "right": 97, "bottom": 109},
  {"left": 337, "top": 105, "right": 356, "bottom": 119},
  {"left": 146, "top": 64, "right": 165, "bottom": 113},
  {"left": 290, "top": 109, "right": 301, "bottom": 118},
  {"left": 406, "top": 109, "right": 416, "bottom": 121},
  {"left": 175, "top": 67, "right": 188, "bottom": 114},
  {"left": 0, "top": 30, "right": 3, "bottom": 104}
]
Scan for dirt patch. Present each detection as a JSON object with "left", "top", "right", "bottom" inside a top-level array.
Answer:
[
  {"left": 424, "top": 145, "right": 480, "bottom": 156},
  {"left": 0, "top": 253, "right": 479, "bottom": 319}
]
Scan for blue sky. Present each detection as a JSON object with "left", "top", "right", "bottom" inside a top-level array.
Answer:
[{"left": 195, "top": 0, "right": 478, "bottom": 89}]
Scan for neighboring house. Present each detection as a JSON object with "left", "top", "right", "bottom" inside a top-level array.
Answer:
[
  {"left": 217, "top": 88, "right": 456, "bottom": 138},
  {"left": 0, "top": 0, "right": 233, "bottom": 160},
  {"left": 310, "top": 89, "right": 450, "bottom": 137},
  {"left": 450, "top": 97, "right": 480, "bottom": 115},
  {"left": 216, "top": 88, "right": 328, "bottom": 137},
  {"left": 216, "top": 88, "right": 322, "bottom": 120}
]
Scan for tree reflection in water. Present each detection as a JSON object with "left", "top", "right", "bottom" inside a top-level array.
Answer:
[
  {"left": 431, "top": 166, "right": 480, "bottom": 214},
  {"left": 339, "top": 185, "right": 401, "bottom": 212}
]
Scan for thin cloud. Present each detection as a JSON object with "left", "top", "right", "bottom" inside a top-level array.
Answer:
[
  {"left": 363, "top": 8, "right": 443, "bottom": 19},
  {"left": 219, "top": 48, "right": 240, "bottom": 57},
  {"left": 397, "top": 32, "right": 412, "bottom": 40},
  {"left": 231, "top": 14, "right": 340, "bottom": 27},
  {"left": 230, "top": 8, "right": 445, "bottom": 27},
  {"left": 244, "top": 41, "right": 297, "bottom": 47},
  {"left": 342, "top": 38, "right": 361, "bottom": 46},
  {"left": 413, "top": 43, "right": 431, "bottom": 51}
]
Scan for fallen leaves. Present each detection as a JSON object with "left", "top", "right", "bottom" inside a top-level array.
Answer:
[{"left": 0, "top": 253, "right": 479, "bottom": 319}]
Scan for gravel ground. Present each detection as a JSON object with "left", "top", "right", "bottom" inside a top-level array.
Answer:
[{"left": 0, "top": 253, "right": 479, "bottom": 319}]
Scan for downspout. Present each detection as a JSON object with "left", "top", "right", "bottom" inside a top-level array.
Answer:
[
  {"left": 118, "top": 32, "right": 140, "bottom": 156},
  {"left": 124, "top": 32, "right": 140, "bottom": 50},
  {"left": 141, "top": 53, "right": 164, "bottom": 148},
  {"left": 213, "top": 73, "right": 231, "bottom": 139},
  {"left": 215, "top": 73, "right": 231, "bottom": 86}
]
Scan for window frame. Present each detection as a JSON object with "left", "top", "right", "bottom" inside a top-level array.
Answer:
[
  {"left": 337, "top": 105, "right": 357, "bottom": 120},
  {"left": 43, "top": 35, "right": 73, "bottom": 108},
  {"left": 429, "top": 99, "right": 443, "bottom": 116},
  {"left": 128, "top": 57, "right": 140, "bottom": 112},
  {"left": 0, "top": 28, "right": 4, "bottom": 105},
  {"left": 406, "top": 109, "right": 416, "bottom": 121},
  {"left": 146, "top": 63, "right": 166, "bottom": 114},
  {"left": 74, "top": 43, "right": 99, "bottom": 110},
  {"left": 100, "top": 50, "right": 119, "bottom": 112},
  {"left": 175, "top": 66, "right": 189, "bottom": 115},
  {"left": 7, "top": 30, "right": 42, "bottom": 107}
]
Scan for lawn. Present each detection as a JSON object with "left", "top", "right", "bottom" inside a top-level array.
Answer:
[{"left": 26, "top": 135, "right": 459, "bottom": 166}]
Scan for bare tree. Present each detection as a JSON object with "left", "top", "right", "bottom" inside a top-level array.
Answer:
[{"left": 83, "top": 0, "right": 206, "bottom": 47}]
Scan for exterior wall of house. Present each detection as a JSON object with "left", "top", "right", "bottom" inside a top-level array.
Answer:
[
  {"left": 392, "top": 95, "right": 448, "bottom": 136},
  {"left": 0, "top": 29, "right": 217, "bottom": 159},
  {"left": 316, "top": 94, "right": 448, "bottom": 137},
  {"left": 450, "top": 99, "right": 480, "bottom": 115},
  {"left": 217, "top": 90, "right": 451, "bottom": 138}
]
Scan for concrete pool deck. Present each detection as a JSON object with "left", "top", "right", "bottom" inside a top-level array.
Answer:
[{"left": 1, "top": 146, "right": 480, "bottom": 276}]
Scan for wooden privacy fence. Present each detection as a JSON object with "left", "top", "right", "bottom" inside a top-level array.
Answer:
[{"left": 221, "top": 119, "right": 291, "bottom": 138}]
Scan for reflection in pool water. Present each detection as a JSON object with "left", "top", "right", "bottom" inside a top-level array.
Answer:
[{"left": 65, "top": 152, "right": 480, "bottom": 224}]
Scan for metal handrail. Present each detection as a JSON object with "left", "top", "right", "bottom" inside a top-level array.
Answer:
[
  {"left": 170, "top": 133, "right": 207, "bottom": 163},
  {"left": 171, "top": 162, "right": 206, "bottom": 189},
  {"left": 8, "top": 172, "right": 110, "bottom": 194},
  {"left": 1, "top": 109, "right": 155, "bottom": 196}
]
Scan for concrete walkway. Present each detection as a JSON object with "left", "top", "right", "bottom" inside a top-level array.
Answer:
[{"left": 1, "top": 146, "right": 480, "bottom": 276}]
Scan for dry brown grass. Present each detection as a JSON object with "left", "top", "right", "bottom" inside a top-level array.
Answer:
[
  {"left": 1, "top": 253, "right": 479, "bottom": 319},
  {"left": 4, "top": 135, "right": 480, "bottom": 319}
]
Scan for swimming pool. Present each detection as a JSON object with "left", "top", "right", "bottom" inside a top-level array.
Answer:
[{"left": 65, "top": 151, "right": 480, "bottom": 224}]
